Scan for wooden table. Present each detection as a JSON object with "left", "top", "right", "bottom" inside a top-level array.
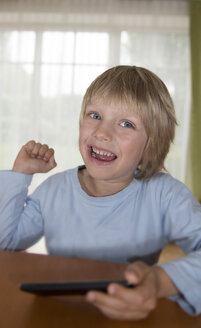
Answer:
[{"left": 0, "top": 251, "right": 201, "bottom": 328}]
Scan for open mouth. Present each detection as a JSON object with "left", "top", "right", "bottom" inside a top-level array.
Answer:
[{"left": 89, "top": 146, "right": 117, "bottom": 163}]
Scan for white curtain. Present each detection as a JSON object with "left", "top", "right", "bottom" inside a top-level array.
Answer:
[{"left": 0, "top": 0, "right": 190, "bottom": 253}]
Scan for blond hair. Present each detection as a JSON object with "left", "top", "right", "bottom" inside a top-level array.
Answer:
[{"left": 79, "top": 65, "right": 177, "bottom": 179}]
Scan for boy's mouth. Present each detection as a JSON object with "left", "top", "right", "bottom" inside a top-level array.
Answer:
[{"left": 89, "top": 146, "right": 117, "bottom": 162}]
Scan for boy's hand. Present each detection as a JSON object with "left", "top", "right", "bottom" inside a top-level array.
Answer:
[
  {"left": 12, "top": 140, "right": 57, "bottom": 174},
  {"left": 86, "top": 261, "right": 178, "bottom": 321}
]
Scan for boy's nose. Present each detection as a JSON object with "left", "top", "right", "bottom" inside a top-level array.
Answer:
[{"left": 93, "top": 123, "right": 113, "bottom": 141}]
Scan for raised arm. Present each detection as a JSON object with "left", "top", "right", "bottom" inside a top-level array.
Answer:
[{"left": 0, "top": 140, "right": 57, "bottom": 251}]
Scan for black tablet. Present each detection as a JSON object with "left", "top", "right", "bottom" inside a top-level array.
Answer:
[{"left": 19, "top": 279, "right": 134, "bottom": 296}]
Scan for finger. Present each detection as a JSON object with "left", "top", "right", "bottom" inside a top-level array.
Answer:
[
  {"left": 43, "top": 148, "right": 55, "bottom": 162},
  {"left": 86, "top": 291, "right": 127, "bottom": 312},
  {"left": 98, "top": 304, "right": 148, "bottom": 321},
  {"left": 88, "top": 283, "right": 140, "bottom": 311},
  {"left": 95, "top": 302, "right": 131, "bottom": 320},
  {"left": 125, "top": 264, "right": 156, "bottom": 293},
  {"left": 38, "top": 144, "right": 49, "bottom": 158},
  {"left": 127, "top": 261, "right": 150, "bottom": 275},
  {"left": 125, "top": 264, "right": 158, "bottom": 312},
  {"left": 125, "top": 261, "right": 150, "bottom": 284},
  {"left": 107, "top": 283, "right": 143, "bottom": 307},
  {"left": 24, "top": 140, "right": 36, "bottom": 154},
  {"left": 48, "top": 154, "right": 57, "bottom": 168},
  {"left": 86, "top": 287, "right": 153, "bottom": 321},
  {"left": 29, "top": 142, "right": 43, "bottom": 158},
  {"left": 108, "top": 283, "right": 157, "bottom": 317},
  {"left": 89, "top": 298, "right": 148, "bottom": 321}
]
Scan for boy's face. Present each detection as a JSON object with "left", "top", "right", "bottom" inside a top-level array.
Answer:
[{"left": 79, "top": 100, "right": 148, "bottom": 184}]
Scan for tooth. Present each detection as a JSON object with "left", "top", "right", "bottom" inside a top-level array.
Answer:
[{"left": 92, "top": 146, "right": 115, "bottom": 157}]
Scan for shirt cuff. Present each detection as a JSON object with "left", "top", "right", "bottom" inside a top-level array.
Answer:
[{"left": 157, "top": 260, "right": 200, "bottom": 316}]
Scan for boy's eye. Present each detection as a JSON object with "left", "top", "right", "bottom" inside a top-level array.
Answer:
[
  {"left": 89, "top": 113, "right": 101, "bottom": 120},
  {"left": 120, "top": 121, "right": 134, "bottom": 128}
]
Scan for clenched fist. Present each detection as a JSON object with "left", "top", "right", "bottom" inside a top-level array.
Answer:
[{"left": 12, "top": 140, "right": 57, "bottom": 174}]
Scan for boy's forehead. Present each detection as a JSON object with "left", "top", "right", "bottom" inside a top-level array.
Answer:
[{"left": 86, "top": 97, "right": 138, "bottom": 114}]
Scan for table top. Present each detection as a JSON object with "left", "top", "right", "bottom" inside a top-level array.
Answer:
[{"left": 0, "top": 251, "right": 201, "bottom": 328}]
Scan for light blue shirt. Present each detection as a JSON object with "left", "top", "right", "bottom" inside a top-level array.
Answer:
[{"left": 0, "top": 166, "right": 201, "bottom": 316}]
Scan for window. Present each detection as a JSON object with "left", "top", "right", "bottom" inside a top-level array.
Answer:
[
  {"left": 120, "top": 31, "right": 190, "bottom": 179},
  {"left": 0, "top": 28, "right": 190, "bottom": 184},
  {"left": 0, "top": 30, "right": 110, "bottom": 180},
  {"left": 0, "top": 1, "right": 190, "bottom": 254}
]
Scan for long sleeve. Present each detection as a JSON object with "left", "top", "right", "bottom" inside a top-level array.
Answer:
[
  {"left": 158, "top": 176, "right": 201, "bottom": 316},
  {"left": 0, "top": 171, "right": 44, "bottom": 250}
]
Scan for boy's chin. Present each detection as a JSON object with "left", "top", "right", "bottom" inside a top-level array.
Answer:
[{"left": 85, "top": 165, "right": 117, "bottom": 181}]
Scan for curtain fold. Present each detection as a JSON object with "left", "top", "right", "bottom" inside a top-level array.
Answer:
[
  {"left": 0, "top": 0, "right": 188, "bottom": 30},
  {"left": 186, "top": 0, "right": 201, "bottom": 201}
]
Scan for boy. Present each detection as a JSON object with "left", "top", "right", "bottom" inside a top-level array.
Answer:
[{"left": 0, "top": 66, "right": 201, "bottom": 320}]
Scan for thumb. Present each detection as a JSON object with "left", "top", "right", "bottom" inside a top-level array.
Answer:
[{"left": 125, "top": 261, "right": 149, "bottom": 285}]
